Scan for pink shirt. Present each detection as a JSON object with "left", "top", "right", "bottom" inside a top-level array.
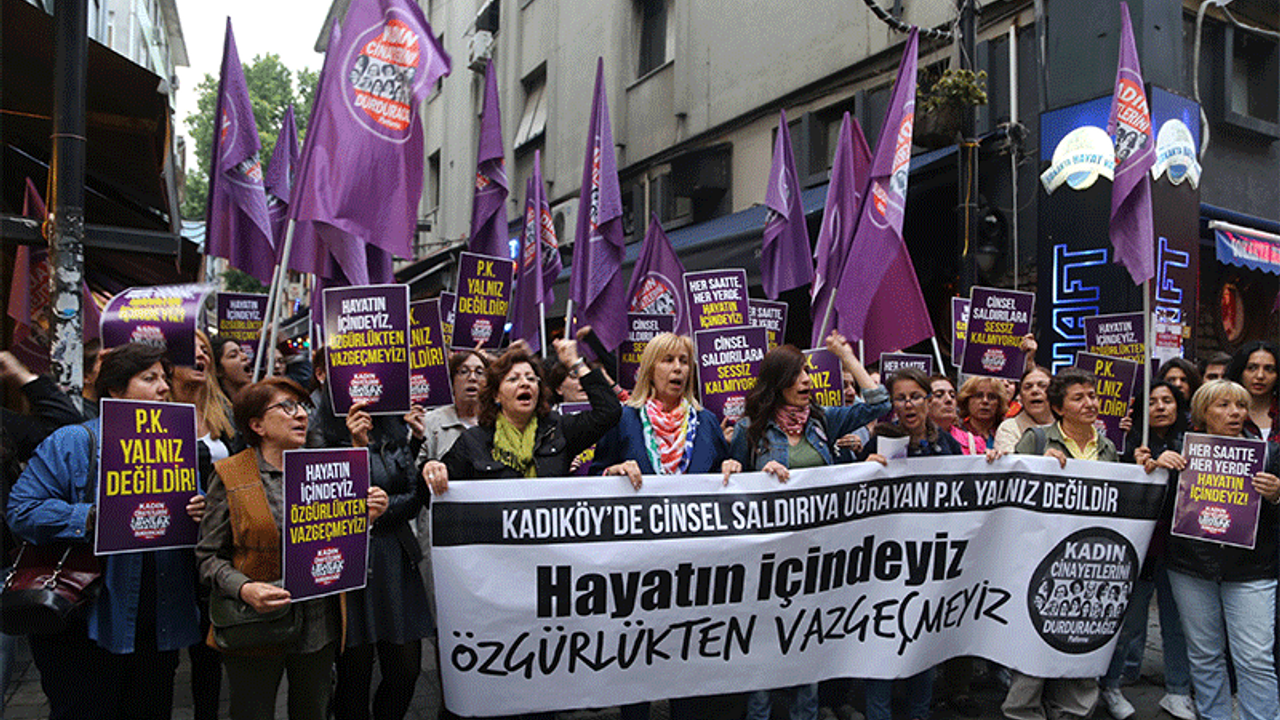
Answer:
[{"left": 948, "top": 425, "right": 987, "bottom": 455}]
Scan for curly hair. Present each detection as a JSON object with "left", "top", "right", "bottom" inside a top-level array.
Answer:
[
  {"left": 1155, "top": 357, "right": 1203, "bottom": 401},
  {"left": 478, "top": 348, "right": 553, "bottom": 428},
  {"left": 743, "top": 345, "right": 811, "bottom": 458},
  {"left": 1226, "top": 340, "right": 1280, "bottom": 400},
  {"left": 957, "top": 375, "right": 1010, "bottom": 421}
]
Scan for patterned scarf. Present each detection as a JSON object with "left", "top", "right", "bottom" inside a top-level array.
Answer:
[
  {"left": 492, "top": 414, "right": 539, "bottom": 478},
  {"left": 641, "top": 398, "right": 698, "bottom": 475},
  {"left": 774, "top": 404, "right": 811, "bottom": 436}
]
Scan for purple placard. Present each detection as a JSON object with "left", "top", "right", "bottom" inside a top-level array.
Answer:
[
  {"left": 960, "top": 287, "right": 1035, "bottom": 380},
  {"left": 439, "top": 291, "right": 457, "bottom": 348},
  {"left": 749, "top": 299, "right": 789, "bottom": 350},
  {"left": 410, "top": 299, "right": 454, "bottom": 409},
  {"left": 1083, "top": 312, "right": 1147, "bottom": 386},
  {"left": 558, "top": 402, "right": 596, "bottom": 475},
  {"left": 684, "top": 269, "right": 749, "bottom": 334},
  {"left": 1073, "top": 352, "right": 1140, "bottom": 452},
  {"left": 1172, "top": 433, "right": 1266, "bottom": 550},
  {"left": 282, "top": 448, "right": 370, "bottom": 600},
  {"left": 695, "top": 326, "right": 767, "bottom": 420},
  {"left": 951, "top": 297, "right": 971, "bottom": 366},
  {"left": 803, "top": 349, "right": 844, "bottom": 408},
  {"left": 95, "top": 399, "right": 199, "bottom": 554},
  {"left": 100, "top": 284, "right": 212, "bottom": 366},
  {"left": 216, "top": 293, "right": 268, "bottom": 366},
  {"left": 881, "top": 352, "right": 934, "bottom": 377},
  {"left": 324, "top": 284, "right": 411, "bottom": 416},
  {"left": 452, "top": 252, "right": 514, "bottom": 350},
  {"left": 619, "top": 313, "right": 675, "bottom": 391}
]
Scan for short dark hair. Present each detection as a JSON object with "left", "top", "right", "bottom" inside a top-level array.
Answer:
[
  {"left": 210, "top": 336, "right": 240, "bottom": 379},
  {"left": 1199, "top": 352, "right": 1232, "bottom": 374},
  {"left": 448, "top": 349, "right": 489, "bottom": 377},
  {"left": 890, "top": 368, "right": 933, "bottom": 399},
  {"left": 234, "top": 377, "right": 307, "bottom": 447},
  {"left": 1046, "top": 368, "right": 1096, "bottom": 418},
  {"left": 1155, "top": 357, "right": 1203, "bottom": 400},
  {"left": 95, "top": 342, "right": 170, "bottom": 399},
  {"left": 478, "top": 348, "right": 551, "bottom": 427}
]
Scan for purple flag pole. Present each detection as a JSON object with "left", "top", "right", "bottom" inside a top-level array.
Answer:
[
  {"left": 469, "top": 59, "right": 510, "bottom": 259},
  {"left": 812, "top": 113, "right": 871, "bottom": 345},
  {"left": 512, "top": 174, "right": 544, "bottom": 353},
  {"left": 567, "top": 58, "right": 627, "bottom": 351},
  {"left": 761, "top": 110, "right": 814, "bottom": 300}
]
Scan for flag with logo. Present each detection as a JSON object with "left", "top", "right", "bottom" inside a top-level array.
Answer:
[
  {"left": 265, "top": 104, "right": 300, "bottom": 248},
  {"left": 511, "top": 150, "right": 560, "bottom": 352},
  {"left": 469, "top": 59, "right": 510, "bottom": 260},
  {"left": 810, "top": 112, "right": 872, "bottom": 346},
  {"left": 1107, "top": 1, "right": 1155, "bottom": 285},
  {"left": 626, "top": 213, "right": 689, "bottom": 336},
  {"left": 761, "top": 110, "right": 813, "bottom": 299}
]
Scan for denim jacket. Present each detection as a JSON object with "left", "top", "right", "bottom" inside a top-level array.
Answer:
[
  {"left": 7, "top": 421, "right": 201, "bottom": 654},
  {"left": 728, "top": 385, "right": 890, "bottom": 470}
]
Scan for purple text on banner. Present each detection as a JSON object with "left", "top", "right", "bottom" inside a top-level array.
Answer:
[
  {"left": 282, "top": 448, "right": 370, "bottom": 601},
  {"left": 803, "top": 349, "right": 844, "bottom": 408},
  {"left": 685, "top": 269, "right": 748, "bottom": 334},
  {"left": 881, "top": 352, "right": 934, "bottom": 377},
  {"left": 960, "top": 287, "right": 1035, "bottom": 380},
  {"left": 695, "top": 326, "right": 768, "bottom": 421},
  {"left": 216, "top": 293, "right": 268, "bottom": 365},
  {"left": 951, "top": 297, "right": 971, "bottom": 367},
  {"left": 410, "top": 299, "right": 454, "bottom": 409},
  {"left": 558, "top": 402, "right": 596, "bottom": 475},
  {"left": 619, "top": 314, "right": 675, "bottom": 391},
  {"left": 100, "top": 284, "right": 211, "bottom": 366},
  {"left": 324, "top": 284, "right": 411, "bottom": 416},
  {"left": 1073, "top": 352, "right": 1139, "bottom": 452},
  {"left": 452, "top": 252, "right": 514, "bottom": 350},
  {"left": 95, "top": 399, "right": 199, "bottom": 554},
  {"left": 439, "top": 291, "right": 456, "bottom": 348},
  {"left": 749, "top": 299, "right": 789, "bottom": 350},
  {"left": 1083, "top": 312, "right": 1147, "bottom": 387},
  {"left": 1172, "top": 433, "right": 1266, "bottom": 550}
]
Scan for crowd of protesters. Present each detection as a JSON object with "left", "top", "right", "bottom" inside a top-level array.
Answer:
[{"left": 4, "top": 323, "right": 1280, "bottom": 720}]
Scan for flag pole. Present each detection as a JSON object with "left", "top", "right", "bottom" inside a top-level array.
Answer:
[
  {"left": 539, "top": 303, "right": 548, "bottom": 359},
  {"left": 1141, "top": 279, "right": 1150, "bottom": 450},
  {"left": 253, "top": 261, "right": 283, "bottom": 382},
  {"left": 255, "top": 218, "right": 296, "bottom": 383},
  {"left": 929, "top": 335, "right": 946, "bottom": 375},
  {"left": 564, "top": 299, "right": 574, "bottom": 347},
  {"left": 816, "top": 291, "right": 838, "bottom": 344}
]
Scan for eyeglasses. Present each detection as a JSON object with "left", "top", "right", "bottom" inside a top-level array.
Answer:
[
  {"left": 892, "top": 393, "right": 927, "bottom": 406},
  {"left": 974, "top": 392, "right": 1001, "bottom": 401},
  {"left": 455, "top": 367, "right": 486, "bottom": 378},
  {"left": 264, "top": 399, "right": 309, "bottom": 416}
]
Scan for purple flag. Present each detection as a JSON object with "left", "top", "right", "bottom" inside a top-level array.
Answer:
[
  {"left": 469, "top": 59, "right": 510, "bottom": 260},
  {"left": 290, "top": 0, "right": 451, "bottom": 283},
  {"left": 810, "top": 113, "right": 871, "bottom": 345},
  {"left": 532, "top": 150, "right": 562, "bottom": 302},
  {"left": 511, "top": 176, "right": 545, "bottom": 351},
  {"left": 761, "top": 110, "right": 813, "bottom": 299},
  {"left": 1107, "top": 2, "right": 1155, "bottom": 285},
  {"left": 625, "top": 213, "right": 689, "bottom": 336},
  {"left": 205, "top": 19, "right": 275, "bottom": 285},
  {"left": 568, "top": 58, "right": 627, "bottom": 351},
  {"left": 265, "top": 104, "right": 300, "bottom": 248},
  {"left": 833, "top": 29, "right": 932, "bottom": 362}
]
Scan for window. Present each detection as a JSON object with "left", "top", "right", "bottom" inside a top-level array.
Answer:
[
  {"left": 513, "top": 69, "right": 547, "bottom": 150},
  {"left": 637, "top": 0, "right": 669, "bottom": 77},
  {"left": 1212, "top": 21, "right": 1279, "bottom": 139},
  {"left": 665, "top": 144, "right": 732, "bottom": 225},
  {"left": 427, "top": 151, "right": 441, "bottom": 214}
]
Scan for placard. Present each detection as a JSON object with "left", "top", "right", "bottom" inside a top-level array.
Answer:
[
  {"left": 695, "top": 326, "right": 768, "bottom": 420},
  {"left": 619, "top": 314, "right": 676, "bottom": 391},
  {"left": 215, "top": 293, "right": 268, "bottom": 365},
  {"left": 1072, "top": 352, "right": 1139, "bottom": 452},
  {"left": 95, "top": 399, "right": 200, "bottom": 554},
  {"left": 960, "top": 287, "right": 1034, "bottom": 380},
  {"left": 881, "top": 353, "right": 934, "bottom": 377},
  {"left": 685, "top": 269, "right": 748, "bottom": 333},
  {"left": 803, "top": 349, "right": 844, "bottom": 407},
  {"left": 452, "top": 252, "right": 514, "bottom": 349},
  {"left": 439, "top": 291, "right": 457, "bottom": 348},
  {"left": 100, "top": 284, "right": 212, "bottom": 366},
  {"left": 324, "top": 284, "right": 411, "bottom": 416},
  {"left": 749, "top": 299, "right": 789, "bottom": 350},
  {"left": 410, "top": 299, "right": 454, "bottom": 408},
  {"left": 282, "top": 447, "right": 371, "bottom": 600},
  {"left": 1083, "top": 313, "right": 1146, "bottom": 386},
  {"left": 1172, "top": 433, "right": 1266, "bottom": 550},
  {"left": 951, "top": 297, "right": 971, "bottom": 366}
]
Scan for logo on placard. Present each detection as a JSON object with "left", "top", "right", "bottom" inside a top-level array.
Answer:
[
  {"left": 345, "top": 15, "right": 422, "bottom": 137},
  {"left": 1040, "top": 126, "right": 1116, "bottom": 194},
  {"left": 631, "top": 275, "right": 678, "bottom": 316},
  {"left": 310, "top": 547, "right": 345, "bottom": 586},
  {"left": 129, "top": 325, "right": 167, "bottom": 348},
  {"left": 1197, "top": 505, "right": 1231, "bottom": 535},
  {"left": 349, "top": 371, "right": 384, "bottom": 405},
  {"left": 410, "top": 374, "right": 430, "bottom": 405},
  {"left": 981, "top": 348, "right": 1008, "bottom": 374},
  {"left": 129, "top": 502, "right": 172, "bottom": 540},
  {"left": 723, "top": 395, "right": 746, "bottom": 420},
  {"left": 472, "top": 318, "right": 493, "bottom": 343},
  {"left": 1027, "top": 528, "right": 1137, "bottom": 653}
]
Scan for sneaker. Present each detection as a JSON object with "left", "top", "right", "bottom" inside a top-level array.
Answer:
[
  {"left": 1101, "top": 687, "right": 1136, "bottom": 720},
  {"left": 1159, "top": 693, "right": 1197, "bottom": 720}
]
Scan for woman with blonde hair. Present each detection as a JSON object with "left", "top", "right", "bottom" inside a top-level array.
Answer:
[{"left": 957, "top": 375, "right": 1010, "bottom": 446}]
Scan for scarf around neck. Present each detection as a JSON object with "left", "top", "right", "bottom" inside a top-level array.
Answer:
[
  {"left": 492, "top": 414, "right": 539, "bottom": 477},
  {"left": 641, "top": 398, "right": 697, "bottom": 474},
  {"left": 774, "top": 404, "right": 811, "bottom": 437}
]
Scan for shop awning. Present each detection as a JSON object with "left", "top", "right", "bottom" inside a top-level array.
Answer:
[{"left": 1212, "top": 220, "right": 1280, "bottom": 275}]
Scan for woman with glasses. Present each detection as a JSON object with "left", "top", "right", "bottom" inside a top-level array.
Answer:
[
  {"left": 957, "top": 376, "right": 1010, "bottom": 447},
  {"left": 196, "top": 378, "right": 389, "bottom": 720},
  {"left": 724, "top": 332, "right": 888, "bottom": 720}
]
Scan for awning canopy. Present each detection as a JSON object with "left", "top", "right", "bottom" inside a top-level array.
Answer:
[{"left": 1212, "top": 220, "right": 1280, "bottom": 275}]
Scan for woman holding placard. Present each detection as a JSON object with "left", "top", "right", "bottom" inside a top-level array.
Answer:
[
  {"left": 1165, "top": 379, "right": 1280, "bottom": 720},
  {"left": 196, "top": 377, "right": 388, "bottom": 720},
  {"left": 8, "top": 342, "right": 204, "bottom": 720}
]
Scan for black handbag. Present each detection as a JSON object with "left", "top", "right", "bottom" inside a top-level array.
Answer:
[{"left": 208, "top": 586, "right": 302, "bottom": 651}]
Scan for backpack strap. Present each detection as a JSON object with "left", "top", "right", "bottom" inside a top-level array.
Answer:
[{"left": 1032, "top": 426, "right": 1049, "bottom": 456}]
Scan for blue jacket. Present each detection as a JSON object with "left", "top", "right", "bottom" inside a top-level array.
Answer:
[
  {"left": 591, "top": 405, "right": 729, "bottom": 475},
  {"left": 7, "top": 421, "right": 200, "bottom": 654},
  {"left": 728, "top": 387, "right": 890, "bottom": 470}
]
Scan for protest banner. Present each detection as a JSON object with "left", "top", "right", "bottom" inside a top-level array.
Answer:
[
  {"left": 453, "top": 252, "right": 514, "bottom": 350},
  {"left": 282, "top": 448, "right": 370, "bottom": 601},
  {"left": 410, "top": 299, "right": 454, "bottom": 408},
  {"left": 215, "top": 293, "right": 268, "bottom": 365},
  {"left": 881, "top": 353, "right": 933, "bottom": 377},
  {"left": 439, "top": 291, "right": 456, "bottom": 348},
  {"left": 324, "top": 284, "right": 411, "bottom": 416},
  {"left": 431, "top": 454, "right": 1162, "bottom": 716},
  {"left": 101, "top": 284, "right": 212, "bottom": 366},
  {"left": 695, "top": 326, "right": 767, "bottom": 420},
  {"left": 960, "top": 287, "right": 1034, "bottom": 380},
  {"left": 802, "top": 349, "right": 844, "bottom": 407},
  {"left": 1172, "top": 433, "right": 1266, "bottom": 550},
  {"left": 619, "top": 314, "right": 675, "bottom": 391},
  {"left": 95, "top": 399, "right": 199, "bottom": 554},
  {"left": 1083, "top": 313, "right": 1146, "bottom": 385},
  {"left": 951, "top": 297, "right": 970, "bottom": 366},
  {"left": 1072, "top": 352, "right": 1139, "bottom": 452},
  {"left": 749, "top": 299, "right": 789, "bottom": 350},
  {"left": 685, "top": 269, "right": 748, "bottom": 333}
]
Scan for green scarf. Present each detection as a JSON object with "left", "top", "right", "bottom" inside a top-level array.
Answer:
[{"left": 492, "top": 414, "right": 539, "bottom": 477}]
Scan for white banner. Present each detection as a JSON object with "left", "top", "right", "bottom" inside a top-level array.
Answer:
[{"left": 432, "top": 455, "right": 1162, "bottom": 716}]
